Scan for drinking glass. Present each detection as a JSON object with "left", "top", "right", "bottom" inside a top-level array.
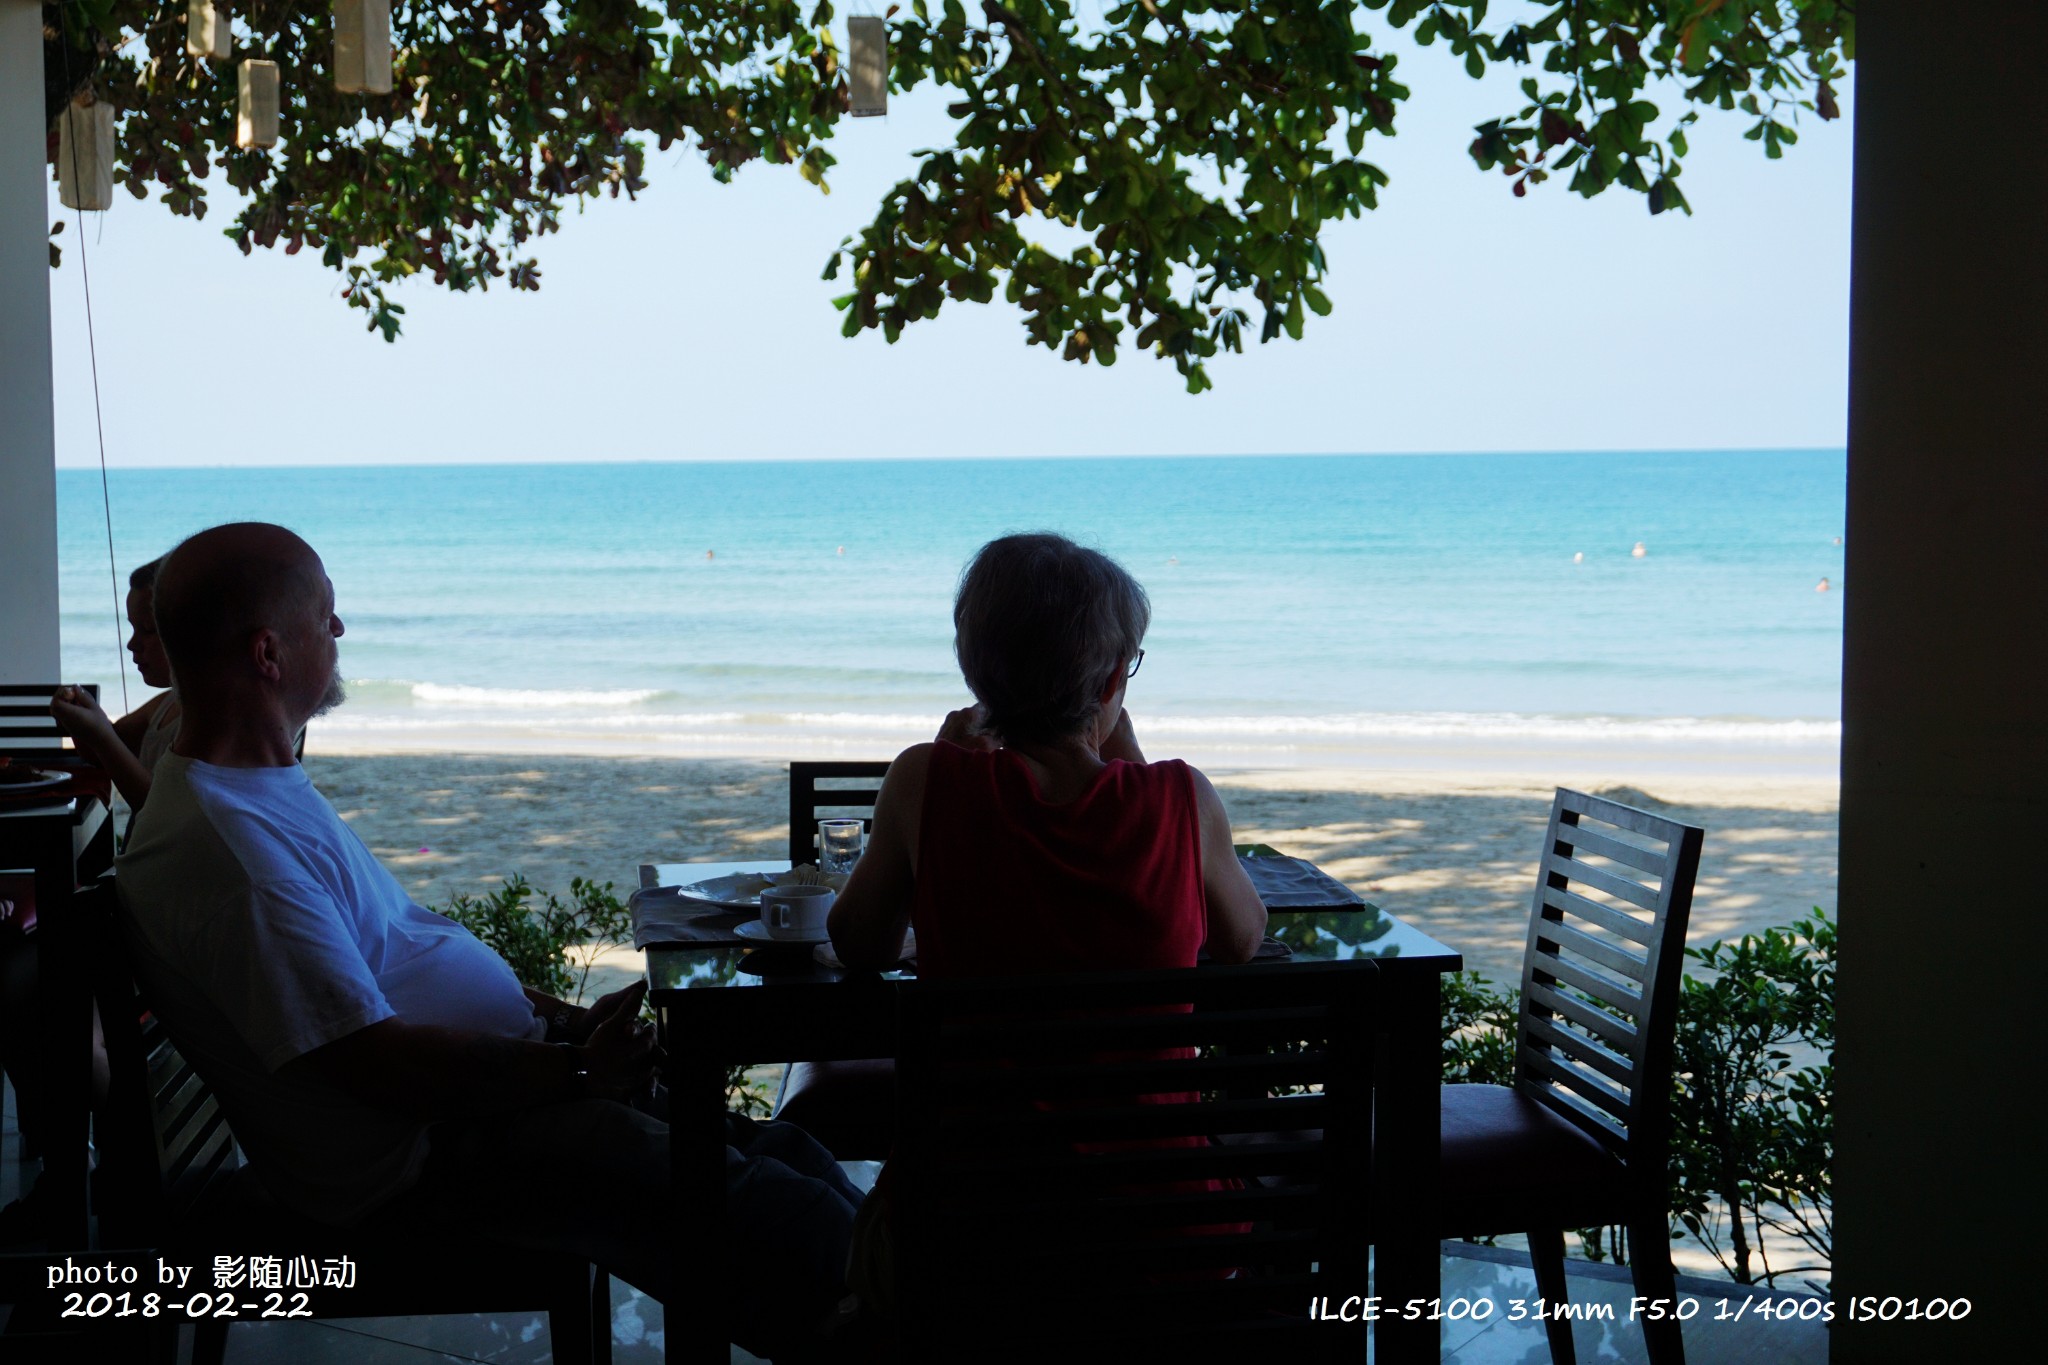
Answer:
[{"left": 818, "top": 819, "right": 867, "bottom": 875}]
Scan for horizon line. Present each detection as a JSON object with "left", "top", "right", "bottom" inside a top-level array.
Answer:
[{"left": 53, "top": 444, "right": 1849, "bottom": 473}]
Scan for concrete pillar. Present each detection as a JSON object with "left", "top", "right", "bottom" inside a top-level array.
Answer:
[
  {"left": 0, "top": 0, "right": 61, "bottom": 683},
  {"left": 1835, "top": 3, "right": 2046, "bottom": 1358}
]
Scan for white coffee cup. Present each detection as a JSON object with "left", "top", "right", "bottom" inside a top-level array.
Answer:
[{"left": 760, "top": 884, "right": 835, "bottom": 941}]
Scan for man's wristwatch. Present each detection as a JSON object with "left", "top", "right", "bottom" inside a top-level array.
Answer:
[{"left": 557, "top": 1043, "right": 592, "bottom": 1100}]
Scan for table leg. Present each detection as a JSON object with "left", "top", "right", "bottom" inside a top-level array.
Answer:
[
  {"left": 1374, "top": 970, "right": 1442, "bottom": 1364},
  {"left": 667, "top": 1015, "right": 729, "bottom": 1365}
]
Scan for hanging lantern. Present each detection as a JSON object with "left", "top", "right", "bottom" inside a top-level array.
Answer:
[
  {"left": 237, "top": 59, "right": 280, "bottom": 149},
  {"left": 334, "top": 0, "right": 394, "bottom": 95},
  {"left": 848, "top": 17, "right": 887, "bottom": 118},
  {"left": 186, "top": 0, "right": 230, "bottom": 62},
  {"left": 57, "top": 100, "right": 115, "bottom": 212}
]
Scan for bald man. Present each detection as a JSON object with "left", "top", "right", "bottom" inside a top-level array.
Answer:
[{"left": 115, "top": 523, "right": 859, "bottom": 1360}]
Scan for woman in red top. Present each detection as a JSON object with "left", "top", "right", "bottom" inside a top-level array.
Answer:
[
  {"left": 828, "top": 534, "right": 1268, "bottom": 1320},
  {"left": 829, "top": 532, "right": 1265, "bottom": 971}
]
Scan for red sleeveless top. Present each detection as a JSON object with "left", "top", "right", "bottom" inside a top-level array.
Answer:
[{"left": 911, "top": 742, "right": 1206, "bottom": 975}]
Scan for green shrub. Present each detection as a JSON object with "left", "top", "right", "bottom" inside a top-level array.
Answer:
[
  {"left": 1668, "top": 909, "right": 1834, "bottom": 1288},
  {"left": 1440, "top": 970, "right": 1520, "bottom": 1088}
]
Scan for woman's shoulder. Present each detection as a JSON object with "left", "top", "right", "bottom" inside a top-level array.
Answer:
[{"left": 1114, "top": 754, "right": 1198, "bottom": 791}]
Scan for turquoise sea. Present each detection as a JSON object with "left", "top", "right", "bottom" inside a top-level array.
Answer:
[{"left": 55, "top": 451, "right": 1847, "bottom": 767}]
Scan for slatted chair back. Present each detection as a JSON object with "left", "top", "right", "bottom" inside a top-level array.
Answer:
[
  {"left": 0, "top": 684, "right": 97, "bottom": 760},
  {"left": 1514, "top": 788, "right": 1704, "bottom": 1182},
  {"left": 892, "top": 960, "right": 1378, "bottom": 1362},
  {"left": 787, "top": 760, "right": 888, "bottom": 866},
  {"left": 83, "top": 877, "right": 243, "bottom": 1250}
]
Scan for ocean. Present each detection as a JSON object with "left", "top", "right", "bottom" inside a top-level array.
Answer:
[{"left": 54, "top": 451, "right": 1847, "bottom": 770}]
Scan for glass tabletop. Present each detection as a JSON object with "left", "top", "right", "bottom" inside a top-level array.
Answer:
[{"left": 640, "top": 858, "right": 1460, "bottom": 993}]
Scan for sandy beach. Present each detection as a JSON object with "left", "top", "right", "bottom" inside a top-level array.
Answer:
[{"left": 304, "top": 750, "right": 1838, "bottom": 992}]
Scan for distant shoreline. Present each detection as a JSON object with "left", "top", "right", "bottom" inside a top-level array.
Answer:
[
  {"left": 52, "top": 445, "right": 1849, "bottom": 474},
  {"left": 303, "top": 716, "right": 1841, "bottom": 780}
]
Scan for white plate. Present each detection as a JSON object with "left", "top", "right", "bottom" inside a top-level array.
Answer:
[
  {"left": 734, "top": 918, "right": 830, "bottom": 946},
  {"left": 0, "top": 767, "right": 68, "bottom": 795},
  {"left": 668, "top": 869, "right": 847, "bottom": 912},
  {"left": 668, "top": 873, "right": 779, "bottom": 912}
]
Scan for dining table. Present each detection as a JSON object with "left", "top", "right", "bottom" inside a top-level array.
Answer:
[{"left": 638, "top": 852, "right": 1463, "bottom": 1364}]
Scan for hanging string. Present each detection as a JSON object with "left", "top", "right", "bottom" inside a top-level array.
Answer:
[{"left": 55, "top": 5, "right": 130, "bottom": 713}]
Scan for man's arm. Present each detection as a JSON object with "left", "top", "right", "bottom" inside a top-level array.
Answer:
[{"left": 286, "top": 981, "right": 657, "bottom": 1121}]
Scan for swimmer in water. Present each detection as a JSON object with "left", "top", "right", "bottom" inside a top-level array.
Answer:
[
  {"left": 1631, "top": 542, "right": 1647, "bottom": 558},
  {"left": 1817, "top": 577, "right": 1831, "bottom": 592},
  {"left": 1573, "top": 552, "right": 1584, "bottom": 564}
]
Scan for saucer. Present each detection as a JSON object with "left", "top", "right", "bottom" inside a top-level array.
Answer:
[{"left": 734, "top": 919, "right": 830, "bottom": 946}]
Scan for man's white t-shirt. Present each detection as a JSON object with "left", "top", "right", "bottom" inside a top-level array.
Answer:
[{"left": 116, "top": 754, "right": 543, "bottom": 1225}]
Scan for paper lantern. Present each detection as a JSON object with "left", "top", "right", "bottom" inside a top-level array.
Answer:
[
  {"left": 848, "top": 17, "right": 886, "bottom": 117},
  {"left": 334, "top": 0, "right": 393, "bottom": 95},
  {"left": 186, "top": 0, "right": 230, "bottom": 61},
  {"left": 57, "top": 101, "right": 115, "bottom": 212},
  {"left": 237, "top": 59, "right": 279, "bottom": 149}
]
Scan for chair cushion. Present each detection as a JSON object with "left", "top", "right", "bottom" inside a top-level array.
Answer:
[
  {"left": 1438, "top": 1083, "right": 1630, "bottom": 1237},
  {"left": 775, "top": 1058, "right": 896, "bottom": 1160}
]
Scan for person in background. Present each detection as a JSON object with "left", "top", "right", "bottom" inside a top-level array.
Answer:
[
  {"left": 0, "top": 560, "right": 171, "bottom": 1242},
  {"left": 48, "top": 557, "right": 182, "bottom": 812}
]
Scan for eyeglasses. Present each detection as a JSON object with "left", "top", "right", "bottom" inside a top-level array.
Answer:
[{"left": 1126, "top": 650, "right": 1145, "bottom": 680}]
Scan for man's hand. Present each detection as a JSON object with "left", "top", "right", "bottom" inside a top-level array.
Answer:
[
  {"left": 576, "top": 980, "right": 661, "bottom": 1101},
  {"left": 936, "top": 704, "right": 998, "bottom": 752},
  {"left": 568, "top": 982, "right": 643, "bottom": 1045}
]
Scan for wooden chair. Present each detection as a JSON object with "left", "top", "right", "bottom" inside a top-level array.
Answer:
[
  {"left": 0, "top": 684, "right": 98, "bottom": 761},
  {"left": 786, "top": 760, "right": 889, "bottom": 867},
  {"left": 775, "top": 760, "right": 894, "bottom": 1157},
  {"left": 80, "top": 879, "right": 612, "bottom": 1365},
  {"left": 890, "top": 960, "right": 1378, "bottom": 1362},
  {"left": 0, "top": 689, "right": 112, "bottom": 1226},
  {"left": 1439, "top": 788, "right": 1703, "bottom": 1365}
]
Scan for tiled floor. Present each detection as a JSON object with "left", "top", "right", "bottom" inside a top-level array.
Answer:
[{"left": 6, "top": 1078, "right": 1827, "bottom": 1362}]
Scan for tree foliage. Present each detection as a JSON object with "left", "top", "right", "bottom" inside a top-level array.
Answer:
[{"left": 45, "top": 0, "right": 1851, "bottom": 387}]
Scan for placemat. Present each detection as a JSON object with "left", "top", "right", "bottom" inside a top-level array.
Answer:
[
  {"left": 630, "top": 888, "right": 759, "bottom": 949},
  {"left": 1238, "top": 853, "right": 1364, "bottom": 909}
]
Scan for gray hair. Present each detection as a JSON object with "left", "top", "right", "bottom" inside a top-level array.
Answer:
[{"left": 953, "top": 533, "right": 1150, "bottom": 744}]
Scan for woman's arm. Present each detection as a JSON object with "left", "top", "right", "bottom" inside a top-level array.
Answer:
[
  {"left": 826, "top": 743, "right": 932, "bottom": 971},
  {"left": 1190, "top": 768, "right": 1267, "bottom": 964},
  {"left": 49, "top": 687, "right": 156, "bottom": 810}
]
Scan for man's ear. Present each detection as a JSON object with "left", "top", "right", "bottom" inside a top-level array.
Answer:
[{"left": 250, "top": 627, "right": 286, "bottom": 683}]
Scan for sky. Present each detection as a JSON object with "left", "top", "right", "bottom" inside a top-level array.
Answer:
[{"left": 44, "top": 21, "right": 1855, "bottom": 468}]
